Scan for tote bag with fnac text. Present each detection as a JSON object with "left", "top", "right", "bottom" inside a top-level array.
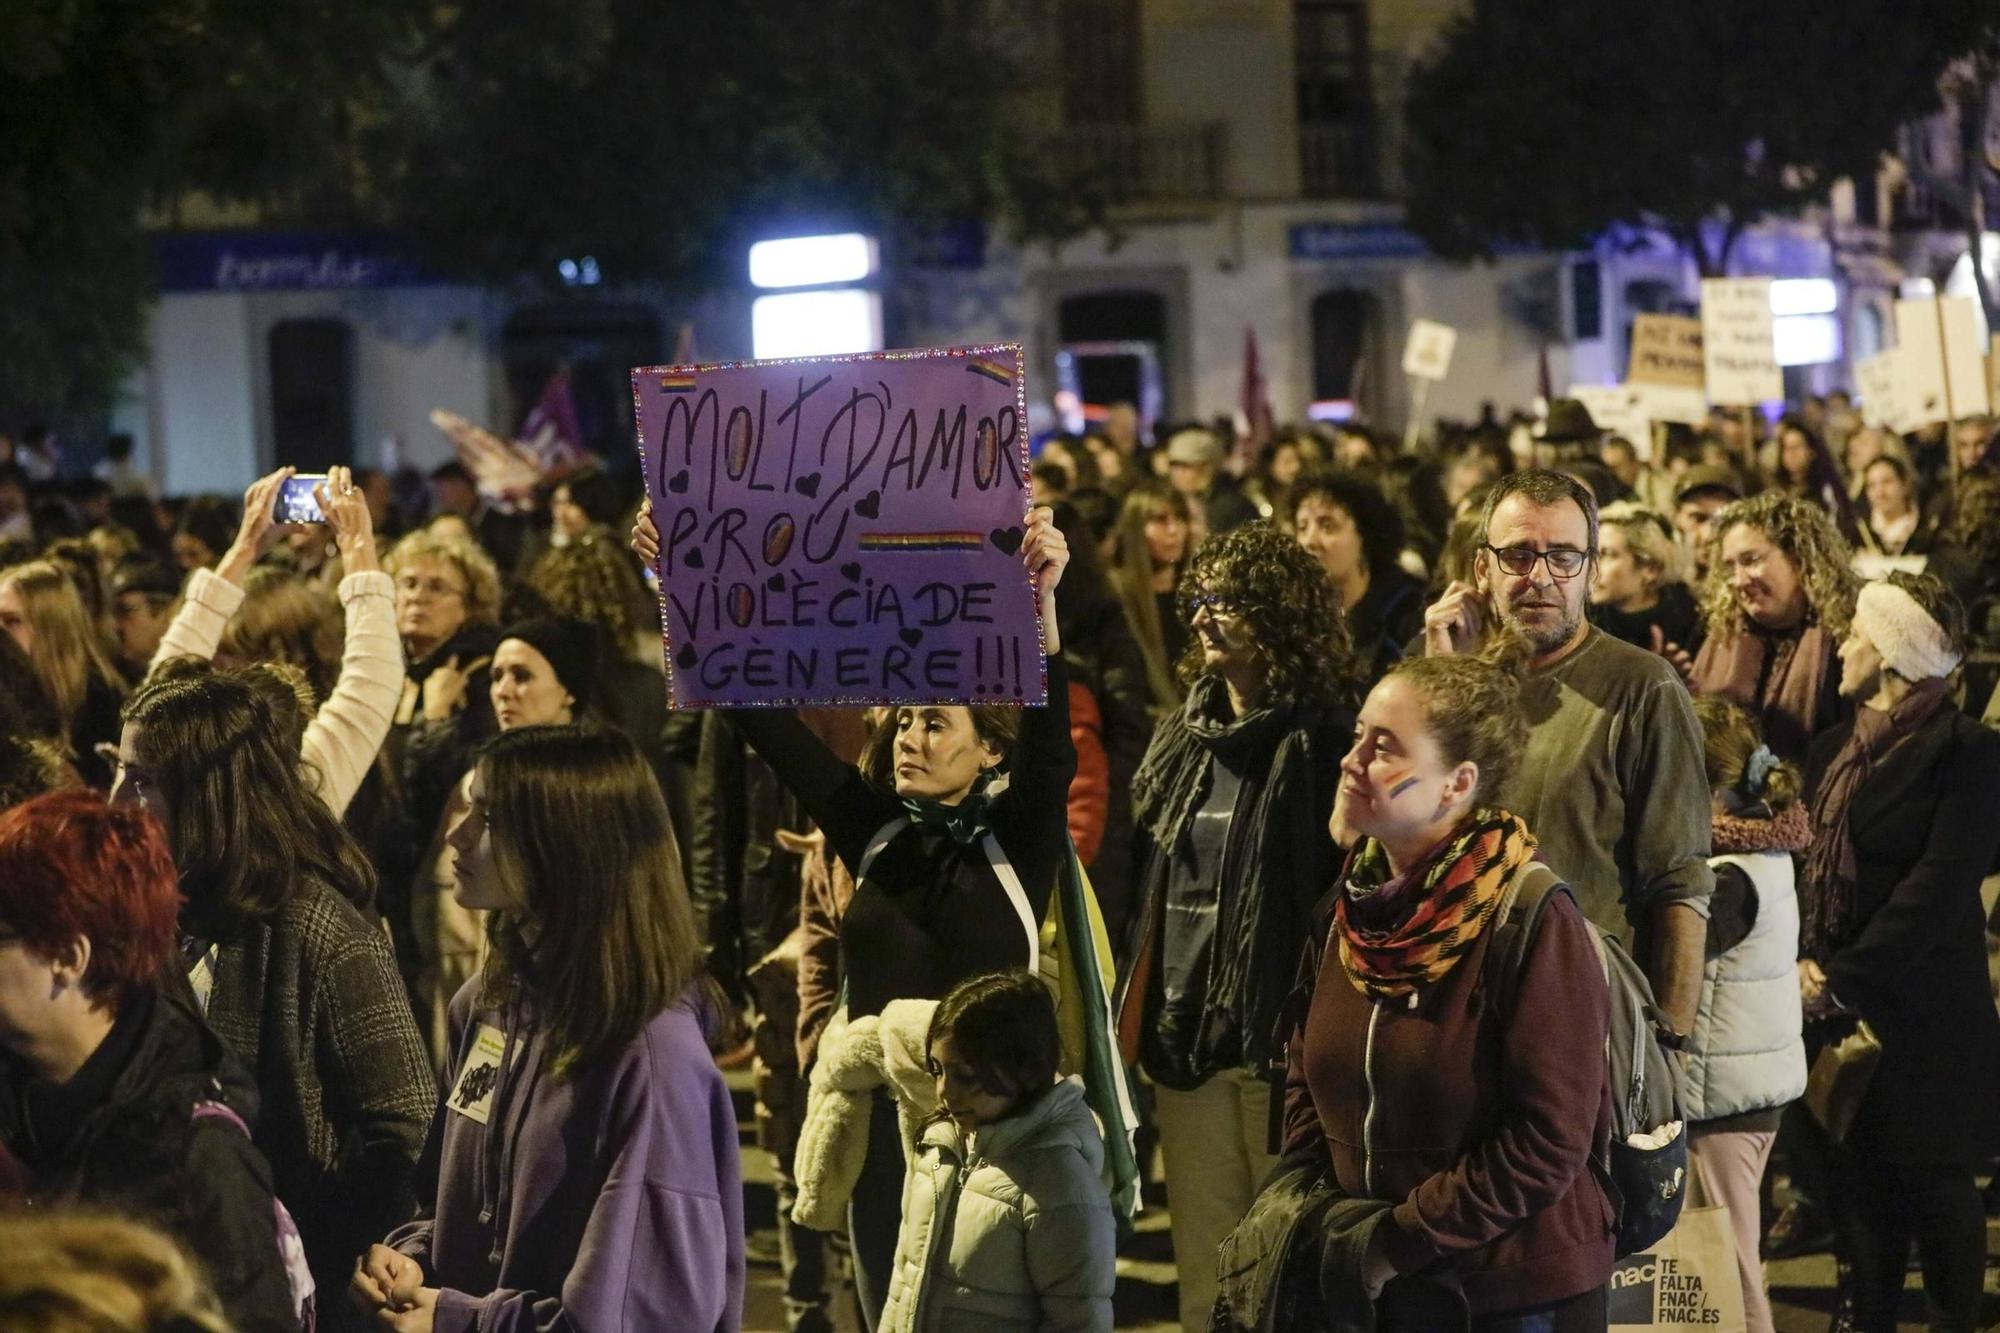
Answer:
[{"left": 1607, "top": 1169, "right": 1746, "bottom": 1332}]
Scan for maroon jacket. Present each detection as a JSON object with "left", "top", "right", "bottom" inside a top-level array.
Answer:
[{"left": 1282, "top": 878, "right": 1615, "bottom": 1315}]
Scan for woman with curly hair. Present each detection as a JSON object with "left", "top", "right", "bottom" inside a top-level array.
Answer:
[
  {"left": 1286, "top": 469, "right": 1427, "bottom": 686},
  {"left": 1690, "top": 491, "right": 1860, "bottom": 764},
  {"left": 1116, "top": 521, "right": 1360, "bottom": 1331}
]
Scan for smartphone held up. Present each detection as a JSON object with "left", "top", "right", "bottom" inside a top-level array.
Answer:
[{"left": 274, "top": 474, "right": 329, "bottom": 524}]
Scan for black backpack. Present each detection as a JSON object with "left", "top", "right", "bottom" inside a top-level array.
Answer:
[{"left": 1484, "top": 863, "right": 1687, "bottom": 1259}]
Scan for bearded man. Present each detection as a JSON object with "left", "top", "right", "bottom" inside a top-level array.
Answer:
[{"left": 1423, "top": 469, "right": 1712, "bottom": 1034}]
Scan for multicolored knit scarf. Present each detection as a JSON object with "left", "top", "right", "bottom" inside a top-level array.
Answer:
[{"left": 1334, "top": 809, "right": 1537, "bottom": 1002}]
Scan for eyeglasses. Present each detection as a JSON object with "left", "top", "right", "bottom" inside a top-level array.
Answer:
[
  {"left": 1483, "top": 544, "right": 1592, "bottom": 580},
  {"left": 395, "top": 574, "right": 467, "bottom": 601},
  {"left": 1187, "top": 589, "right": 1241, "bottom": 619}
]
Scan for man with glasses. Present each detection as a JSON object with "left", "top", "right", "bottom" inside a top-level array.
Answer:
[{"left": 1424, "top": 470, "right": 1711, "bottom": 1036}]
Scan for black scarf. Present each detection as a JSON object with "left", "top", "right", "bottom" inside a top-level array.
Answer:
[
  {"left": 1133, "top": 674, "right": 1298, "bottom": 850},
  {"left": 1132, "top": 673, "right": 1325, "bottom": 1073}
]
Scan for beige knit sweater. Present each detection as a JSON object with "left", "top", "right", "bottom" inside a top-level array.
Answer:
[{"left": 152, "top": 566, "right": 405, "bottom": 817}]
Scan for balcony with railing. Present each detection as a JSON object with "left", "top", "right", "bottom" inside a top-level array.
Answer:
[
  {"left": 1298, "top": 54, "right": 1407, "bottom": 201},
  {"left": 1039, "top": 121, "right": 1230, "bottom": 203}
]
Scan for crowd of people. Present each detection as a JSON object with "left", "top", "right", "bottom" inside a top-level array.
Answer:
[{"left": 0, "top": 390, "right": 1996, "bottom": 1332}]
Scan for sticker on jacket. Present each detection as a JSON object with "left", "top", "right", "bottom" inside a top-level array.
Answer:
[{"left": 448, "top": 1024, "right": 516, "bottom": 1125}]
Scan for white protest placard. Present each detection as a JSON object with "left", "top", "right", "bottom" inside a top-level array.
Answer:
[
  {"left": 1402, "top": 319, "right": 1457, "bottom": 381},
  {"left": 1894, "top": 296, "right": 1990, "bottom": 425},
  {"left": 1627, "top": 382, "right": 1709, "bottom": 427},
  {"left": 1700, "top": 278, "right": 1783, "bottom": 404},
  {"left": 1568, "top": 384, "right": 1652, "bottom": 458},
  {"left": 1853, "top": 348, "right": 1913, "bottom": 433},
  {"left": 1627, "top": 314, "right": 1706, "bottom": 391}
]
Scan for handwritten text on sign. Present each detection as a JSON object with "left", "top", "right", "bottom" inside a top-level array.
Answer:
[
  {"left": 632, "top": 344, "right": 1046, "bottom": 708},
  {"left": 1627, "top": 314, "right": 1705, "bottom": 391},
  {"left": 1699, "top": 278, "right": 1782, "bottom": 404}
]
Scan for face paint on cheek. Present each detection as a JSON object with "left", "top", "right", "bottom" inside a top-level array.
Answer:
[{"left": 1386, "top": 772, "right": 1420, "bottom": 799}]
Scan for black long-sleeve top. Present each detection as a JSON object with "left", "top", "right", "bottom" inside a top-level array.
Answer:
[{"left": 726, "top": 656, "right": 1076, "bottom": 1020}]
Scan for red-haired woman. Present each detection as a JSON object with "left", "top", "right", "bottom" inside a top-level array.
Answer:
[{"left": 0, "top": 791, "right": 304, "bottom": 1331}]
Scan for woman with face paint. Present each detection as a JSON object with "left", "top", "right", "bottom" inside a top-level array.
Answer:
[
  {"left": 1116, "top": 521, "right": 1360, "bottom": 1332},
  {"left": 634, "top": 501, "right": 1077, "bottom": 1330},
  {"left": 1268, "top": 647, "right": 1617, "bottom": 1332}
]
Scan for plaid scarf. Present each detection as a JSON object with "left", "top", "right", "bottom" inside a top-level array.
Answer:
[{"left": 1334, "top": 810, "right": 1535, "bottom": 1002}]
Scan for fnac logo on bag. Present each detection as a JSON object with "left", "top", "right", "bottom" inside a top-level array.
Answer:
[
  {"left": 1608, "top": 1254, "right": 1659, "bottom": 1323},
  {"left": 1607, "top": 1253, "right": 1725, "bottom": 1326}
]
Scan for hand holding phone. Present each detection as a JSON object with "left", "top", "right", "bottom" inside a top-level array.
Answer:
[{"left": 274, "top": 473, "right": 329, "bottom": 524}]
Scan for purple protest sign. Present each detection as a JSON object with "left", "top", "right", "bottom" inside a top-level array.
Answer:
[{"left": 631, "top": 343, "right": 1046, "bottom": 708}]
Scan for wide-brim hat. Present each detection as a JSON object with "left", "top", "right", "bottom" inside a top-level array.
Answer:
[{"left": 1536, "top": 398, "right": 1602, "bottom": 444}]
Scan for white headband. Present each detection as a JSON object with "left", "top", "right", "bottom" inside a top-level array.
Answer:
[{"left": 1852, "top": 580, "right": 1960, "bottom": 682}]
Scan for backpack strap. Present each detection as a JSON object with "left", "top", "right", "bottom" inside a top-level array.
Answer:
[
  {"left": 191, "top": 1098, "right": 252, "bottom": 1138},
  {"left": 1482, "top": 860, "right": 1569, "bottom": 1019}
]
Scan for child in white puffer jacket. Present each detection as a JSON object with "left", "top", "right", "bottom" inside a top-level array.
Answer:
[{"left": 878, "top": 970, "right": 1116, "bottom": 1333}]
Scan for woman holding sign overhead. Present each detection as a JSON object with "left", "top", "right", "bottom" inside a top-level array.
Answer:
[{"left": 635, "top": 500, "right": 1077, "bottom": 1329}]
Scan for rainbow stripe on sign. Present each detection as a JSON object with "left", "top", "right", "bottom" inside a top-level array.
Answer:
[
  {"left": 858, "top": 532, "right": 984, "bottom": 552},
  {"left": 965, "top": 357, "right": 1014, "bottom": 386},
  {"left": 659, "top": 374, "right": 698, "bottom": 393}
]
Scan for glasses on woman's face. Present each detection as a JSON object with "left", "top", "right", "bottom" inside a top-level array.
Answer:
[
  {"left": 1187, "top": 588, "right": 1241, "bottom": 619},
  {"left": 395, "top": 573, "right": 467, "bottom": 602},
  {"left": 1483, "top": 544, "right": 1592, "bottom": 580}
]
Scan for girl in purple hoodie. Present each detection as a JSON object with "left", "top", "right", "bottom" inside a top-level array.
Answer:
[{"left": 350, "top": 726, "right": 745, "bottom": 1332}]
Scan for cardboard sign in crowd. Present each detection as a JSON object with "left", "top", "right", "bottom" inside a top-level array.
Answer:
[{"left": 631, "top": 344, "right": 1048, "bottom": 709}]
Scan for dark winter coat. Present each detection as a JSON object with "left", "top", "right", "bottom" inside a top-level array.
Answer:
[
  {"left": 1805, "top": 707, "right": 2000, "bottom": 1165},
  {"left": 1, "top": 988, "right": 302, "bottom": 1332},
  {"left": 1119, "top": 684, "right": 1349, "bottom": 1088}
]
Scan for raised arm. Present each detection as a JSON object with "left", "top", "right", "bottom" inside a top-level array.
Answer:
[
  {"left": 149, "top": 469, "right": 292, "bottom": 675},
  {"left": 299, "top": 467, "right": 404, "bottom": 816}
]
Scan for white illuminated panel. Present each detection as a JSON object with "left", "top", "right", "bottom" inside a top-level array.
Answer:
[
  {"left": 751, "top": 290, "right": 884, "bottom": 359},
  {"left": 748, "top": 234, "right": 879, "bottom": 289},
  {"left": 1768, "top": 278, "right": 1837, "bottom": 317},
  {"left": 1773, "top": 313, "right": 1840, "bottom": 366}
]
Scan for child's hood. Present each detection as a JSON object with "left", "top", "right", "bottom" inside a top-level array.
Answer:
[{"left": 966, "top": 1076, "right": 1104, "bottom": 1170}]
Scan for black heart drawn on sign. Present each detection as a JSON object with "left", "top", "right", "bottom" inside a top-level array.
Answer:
[
  {"left": 899, "top": 627, "right": 923, "bottom": 647},
  {"left": 675, "top": 643, "right": 697, "bottom": 669},
  {"left": 794, "top": 473, "right": 821, "bottom": 498},
  {"left": 854, "top": 490, "right": 882, "bottom": 519},
  {"left": 989, "top": 526, "right": 1024, "bottom": 555},
  {"left": 684, "top": 548, "right": 705, "bottom": 569},
  {"left": 840, "top": 562, "right": 863, "bottom": 584},
  {"left": 667, "top": 470, "right": 690, "bottom": 494},
  {"left": 766, "top": 573, "right": 785, "bottom": 592}
]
